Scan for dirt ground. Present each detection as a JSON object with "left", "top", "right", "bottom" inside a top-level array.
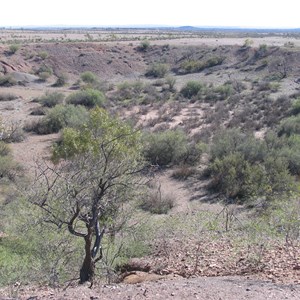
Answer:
[{"left": 1, "top": 275, "right": 300, "bottom": 300}]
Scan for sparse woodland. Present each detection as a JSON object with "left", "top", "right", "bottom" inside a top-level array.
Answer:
[{"left": 0, "top": 29, "right": 300, "bottom": 298}]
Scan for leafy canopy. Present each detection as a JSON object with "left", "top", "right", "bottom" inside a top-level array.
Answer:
[{"left": 52, "top": 107, "right": 142, "bottom": 163}]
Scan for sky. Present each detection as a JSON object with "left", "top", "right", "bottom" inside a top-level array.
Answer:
[{"left": 0, "top": 0, "right": 299, "bottom": 28}]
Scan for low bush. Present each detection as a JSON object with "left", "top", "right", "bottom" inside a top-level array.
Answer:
[
  {"left": 24, "top": 104, "right": 89, "bottom": 134},
  {"left": 36, "top": 91, "right": 65, "bottom": 108},
  {"left": 9, "top": 44, "right": 19, "bottom": 54},
  {"left": 278, "top": 115, "right": 300, "bottom": 137},
  {"left": 165, "top": 76, "right": 176, "bottom": 91},
  {"left": 0, "top": 142, "right": 22, "bottom": 181},
  {"left": 66, "top": 88, "right": 106, "bottom": 108},
  {"left": 213, "top": 83, "right": 233, "bottom": 100},
  {"left": 1, "top": 122, "right": 25, "bottom": 143},
  {"left": 80, "top": 71, "right": 98, "bottom": 85},
  {"left": 0, "top": 93, "right": 18, "bottom": 101},
  {"left": 138, "top": 40, "right": 150, "bottom": 52},
  {"left": 208, "top": 128, "right": 294, "bottom": 202},
  {"left": 171, "top": 165, "right": 196, "bottom": 180},
  {"left": 290, "top": 98, "right": 300, "bottom": 116},
  {"left": 180, "top": 81, "right": 205, "bottom": 99},
  {"left": 143, "top": 130, "right": 203, "bottom": 166},
  {"left": 145, "top": 63, "right": 169, "bottom": 78},
  {"left": 115, "top": 81, "right": 144, "bottom": 101},
  {"left": 38, "top": 72, "right": 51, "bottom": 82},
  {"left": 34, "top": 64, "right": 53, "bottom": 82},
  {"left": 38, "top": 51, "right": 49, "bottom": 60},
  {"left": 179, "top": 56, "right": 224, "bottom": 74},
  {"left": 0, "top": 75, "right": 17, "bottom": 87},
  {"left": 30, "top": 107, "right": 46, "bottom": 116},
  {"left": 0, "top": 156, "right": 22, "bottom": 181},
  {"left": 53, "top": 73, "right": 68, "bottom": 87},
  {"left": 0, "top": 141, "right": 11, "bottom": 156},
  {"left": 140, "top": 183, "right": 175, "bottom": 214}
]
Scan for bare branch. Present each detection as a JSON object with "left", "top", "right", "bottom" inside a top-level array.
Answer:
[{"left": 68, "top": 203, "right": 86, "bottom": 238}]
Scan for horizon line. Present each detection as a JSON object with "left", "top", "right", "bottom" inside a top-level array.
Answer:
[{"left": 1, "top": 24, "right": 300, "bottom": 30}]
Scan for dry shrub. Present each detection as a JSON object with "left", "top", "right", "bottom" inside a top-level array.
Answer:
[
  {"left": 141, "top": 182, "right": 175, "bottom": 214},
  {"left": 171, "top": 165, "right": 196, "bottom": 180},
  {"left": 0, "top": 93, "right": 18, "bottom": 101}
]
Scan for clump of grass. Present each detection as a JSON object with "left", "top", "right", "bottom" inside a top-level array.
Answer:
[{"left": 0, "top": 93, "right": 18, "bottom": 101}]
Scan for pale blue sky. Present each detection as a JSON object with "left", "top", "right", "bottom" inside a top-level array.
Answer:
[{"left": 1, "top": 0, "right": 299, "bottom": 28}]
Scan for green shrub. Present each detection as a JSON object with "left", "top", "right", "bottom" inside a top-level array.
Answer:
[
  {"left": 208, "top": 128, "right": 294, "bottom": 202},
  {"left": 8, "top": 44, "right": 19, "bottom": 54},
  {"left": 278, "top": 115, "right": 300, "bottom": 137},
  {"left": 214, "top": 83, "right": 233, "bottom": 100},
  {"left": 0, "top": 141, "right": 11, "bottom": 156},
  {"left": 53, "top": 73, "right": 68, "bottom": 87},
  {"left": 38, "top": 51, "right": 49, "bottom": 60},
  {"left": 25, "top": 104, "right": 89, "bottom": 134},
  {"left": 211, "top": 129, "right": 260, "bottom": 161},
  {"left": 35, "top": 64, "right": 53, "bottom": 82},
  {"left": 165, "top": 76, "right": 176, "bottom": 91},
  {"left": 180, "top": 81, "right": 205, "bottom": 99},
  {"left": 116, "top": 81, "right": 144, "bottom": 100},
  {"left": 180, "top": 56, "right": 224, "bottom": 74},
  {"left": 180, "top": 60, "right": 202, "bottom": 74},
  {"left": 210, "top": 152, "right": 265, "bottom": 199},
  {"left": 36, "top": 91, "right": 65, "bottom": 108},
  {"left": 66, "top": 89, "right": 106, "bottom": 108},
  {"left": 145, "top": 63, "right": 169, "bottom": 78},
  {"left": 276, "top": 135, "right": 300, "bottom": 175},
  {"left": 138, "top": 40, "right": 150, "bottom": 52},
  {"left": 0, "top": 199, "right": 81, "bottom": 286},
  {"left": 0, "top": 155, "right": 22, "bottom": 181},
  {"left": 290, "top": 98, "right": 300, "bottom": 115},
  {"left": 80, "top": 71, "right": 98, "bottom": 84},
  {"left": 143, "top": 130, "right": 201, "bottom": 166},
  {"left": 0, "top": 75, "right": 17, "bottom": 87}
]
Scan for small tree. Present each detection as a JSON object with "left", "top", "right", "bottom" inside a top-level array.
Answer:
[{"left": 28, "top": 108, "right": 144, "bottom": 286}]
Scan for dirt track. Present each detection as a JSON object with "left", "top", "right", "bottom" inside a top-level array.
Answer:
[{"left": 1, "top": 276, "right": 300, "bottom": 300}]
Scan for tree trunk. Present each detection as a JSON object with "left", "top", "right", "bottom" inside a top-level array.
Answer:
[
  {"left": 80, "top": 229, "right": 95, "bottom": 285},
  {"left": 79, "top": 220, "right": 104, "bottom": 286}
]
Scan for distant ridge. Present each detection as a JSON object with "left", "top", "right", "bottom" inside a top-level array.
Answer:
[
  {"left": 1, "top": 25, "right": 300, "bottom": 33},
  {"left": 177, "top": 26, "right": 300, "bottom": 32}
]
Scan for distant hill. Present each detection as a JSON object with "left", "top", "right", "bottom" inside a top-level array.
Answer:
[{"left": 177, "top": 26, "right": 300, "bottom": 33}]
